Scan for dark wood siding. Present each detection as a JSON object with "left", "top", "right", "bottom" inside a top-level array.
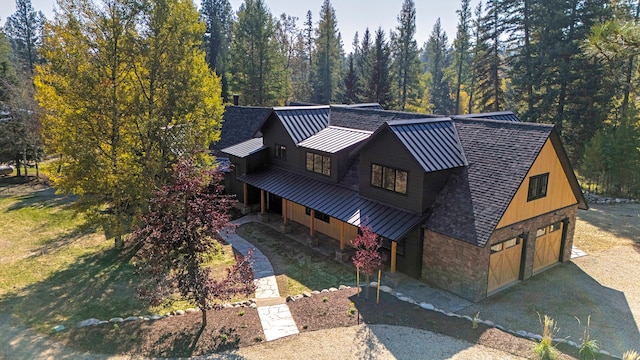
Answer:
[
  {"left": 358, "top": 127, "right": 425, "bottom": 213},
  {"left": 261, "top": 114, "right": 299, "bottom": 172},
  {"left": 396, "top": 227, "right": 423, "bottom": 278}
]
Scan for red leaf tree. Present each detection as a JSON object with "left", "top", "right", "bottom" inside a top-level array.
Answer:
[
  {"left": 352, "top": 225, "right": 383, "bottom": 298},
  {"left": 132, "top": 158, "right": 255, "bottom": 339}
]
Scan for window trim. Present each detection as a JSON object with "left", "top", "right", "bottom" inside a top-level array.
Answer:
[
  {"left": 527, "top": 173, "right": 549, "bottom": 201},
  {"left": 490, "top": 237, "right": 521, "bottom": 254},
  {"left": 370, "top": 163, "right": 408, "bottom": 195},
  {"left": 305, "top": 207, "right": 330, "bottom": 223},
  {"left": 306, "top": 152, "right": 331, "bottom": 177}
]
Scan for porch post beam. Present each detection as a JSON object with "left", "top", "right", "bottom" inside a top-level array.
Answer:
[
  {"left": 260, "top": 189, "right": 265, "bottom": 214},
  {"left": 340, "top": 222, "right": 345, "bottom": 250},
  {"left": 309, "top": 209, "right": 315, "bottom": 236},
  {"left": 243, "top": 183, "right": 248, "bottom": 207},
  {"left": 391, "top": 241, "right": 397, "bottom": 273},
  {"left": 282, "top": 198, "right": 288, "bottom": 225}
]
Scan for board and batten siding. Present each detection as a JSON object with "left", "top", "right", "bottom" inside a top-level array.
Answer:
[
  {"left": 287, "top": 201, "right": 359, "bottom": 244},
  {"left": 497, "top": 139, "right": 578, "bottom": 228}
]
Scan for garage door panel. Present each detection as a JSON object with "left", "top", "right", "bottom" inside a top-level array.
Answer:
[
  {"left": 488, "top": 242, "right": 522, "bottom": 294},
  {"left": 533, "top": 222, "right": 563, "bottom": 273}
]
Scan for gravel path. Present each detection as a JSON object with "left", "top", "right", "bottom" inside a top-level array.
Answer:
[{"left": 0, "top": 315, "right": 525, "bottom": 360}]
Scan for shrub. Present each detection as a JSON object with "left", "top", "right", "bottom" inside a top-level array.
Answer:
[
  {"left": 532, "top": 314, "right": 559, "bottom": 360},
  {"left": 576, "top": 315, "right": 599, "bottom": 360},
  {"left": 623, "top": 350, "right": 640, "bottom": 360}
]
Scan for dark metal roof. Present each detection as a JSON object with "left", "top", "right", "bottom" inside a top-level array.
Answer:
[
  {"left": 213, "top": 106, "right": 273, "bottom": 151},
  {"left": 332, "top": 103, "right": 384, "bottom": 110},
  {"left": 238, "top": 167, "right": 423, "bottom": 240},
  {"left": 452, "top": 111, "right": 521, "bottom": 122},
  {"left": 329, "top": 106, "right": 443, "bottom": 132},
  {"left": 221, "top": 137, "right": 266, "bottom": 158},
  {"left": 387, "top": 118, "right": 468, "bottom": 172},
  {"left": 298, "top": 126, "right": 372, "bottom": 153},
  {"left": 425, "top": 119, "right": 555, "bottom": 247},
  {"left": 273, "top": 106, "right": 330, "bottom": 144}
]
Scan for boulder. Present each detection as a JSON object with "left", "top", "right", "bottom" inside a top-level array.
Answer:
[{"left": 77, "top": 318, "right": 101, "bottom": 328}]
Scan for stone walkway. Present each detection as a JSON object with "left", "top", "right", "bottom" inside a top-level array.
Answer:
[{"left": 220, "top": 216, "right": 299, "bottom": 342}]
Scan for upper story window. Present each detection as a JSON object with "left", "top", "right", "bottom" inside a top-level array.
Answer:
[
  {"left": 306, "top": 152, "right": 331, "bottom": 176},
  {"left": 371, "top": 163, "right": 408, "bottom": 194},
  {"left": 275, "top": 144, "right": 287, "bottom": 159},
  {"left": 527, "top": 173, "right": 549, "bottom": 201}
]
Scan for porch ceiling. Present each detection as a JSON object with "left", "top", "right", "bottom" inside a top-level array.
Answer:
[{"left": 238, "top": 167, "right": 423, "bottom": 241}]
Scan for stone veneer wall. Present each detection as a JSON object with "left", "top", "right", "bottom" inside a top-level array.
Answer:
[{"left": 422, "top": 203, "right": 579, "bottom": 302}]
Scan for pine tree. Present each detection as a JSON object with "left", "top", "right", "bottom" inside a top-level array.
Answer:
[
  {"left": 451, "top": 0, "right": 472, "bottom": 114},
  {"left": 343, "top": 53, "right": 358, "bottom": 104},
  {"left": 467, "top": 2, "right": 482, "bottom": 113},
  {"left": 3, "top": 0, "right": 44, "bottom": 73},
  {"left": 358, "top": 28, "right": 373, "bottom": 102},
  {"left": 312, "top": 0, "right": 344, "bottom": 104},
  {"left": 474, "top": 0, "right": 504, "bottom": 113},
  {"left": 367, "top": 28, "right": 392, "bottom": 108},
  {"left": 227, "top": 0, "right": 287, "bottom": 106},
  {"left": 425, "top": 18, "right": 454, "bottom": 114},
  {"left": 201, "top": 0, "right": 233, "bottom": 101},
  {"left": 391, "top": 0, "right": 421, "bottom": 111}
]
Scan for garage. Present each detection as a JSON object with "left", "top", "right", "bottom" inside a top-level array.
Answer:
[
  {"left": 533, "top": 221, "right": 563, "bottom": 273},
  {"left": 487, "top": 237, "right": 523, "bottom": 294}
]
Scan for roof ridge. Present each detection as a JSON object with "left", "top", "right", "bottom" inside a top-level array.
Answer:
[{"left": 453, "top": 117, "right": 554, "bottom": 128}]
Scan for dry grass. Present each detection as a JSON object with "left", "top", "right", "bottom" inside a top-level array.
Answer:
[{"left": 573, "top": 203, "right": 639, "bottom": 253}]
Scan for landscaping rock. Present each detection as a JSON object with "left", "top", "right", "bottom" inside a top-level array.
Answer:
[
  {"left": 419, "top": 302, "right": 434, "bottom": 310},
  {"left": 302, "top": 291, "right": 312, "bottom": 297},
  {"left": 150, "top": 314, "right": 163, "bottom": 320},
  {"left": 286, "top": 295, "right": 294, "bottom": 302},
  {"left": 483, "top": 320, "right": 495, "bottom": 327},
  {"left": 321, "top": 289, "right": 329, "bottom": 293},
  {"left": 294, "top": 294, "right": 304, "bottom": 300},
  {"left": 98, "top": 320, "right": 108, "bottom": 325},
  {"left": 516, "top": 330, "right": 528, "bottom": 337},
  {"left": 53, "top": 325, "right": 65, "bottom": 332},
  {"left": 123, "top": 316, "right": 139, "bottom": 322},
  {"left": 328, "top": 287, "right": 338, "bottom": 292},
  {"left": 109, "top": 317, "right": 124, "bottom": 323},
  {"left": 175, "top": 310, "right": 185, "bottom": 315},
  {"left": 185, "top": 308, "right": 197, "bottom": 313},
  {"left": 77, "top": 318, "right": 101, "bottom": 328},
  {"left": 338, "top": 285, "right": 349, "bottom": 290},
  {"left": 222, "top": 303, "right": 234, "bottom": 309},
  {"left": 249, "top": 303, "right": 257, "bottom": 309},
  {"left": 397, "top": 296, "right": 412, "bottom": 303},
  {"left": 369, "top": 282, "right": 377, "bottom": 288},
  {"left": 311, "top": 290, "right": 320, "bottom": 295},
  {"left": 379, "top": 286, "right": 393, "bottom": 293}
]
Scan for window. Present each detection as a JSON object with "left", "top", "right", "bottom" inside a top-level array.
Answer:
[
  {"left": 275, "top": 144, "right": 287, "bottom": 159},
  {"left": 549, "top": 221, "right": 562, "bottom": 233},
  {"left": 306, "top": 152, "right": 331, "bottom": 176},
  {"left": 305, "top": 207, "right": 330, "bottom": 223},
  {"left": 491, "top": 237, "right": 520, "bottom": 253},
  {"left": 527, "top": 173, "right": 549, "bottom": 201},
  {"left": 371, "top": 164, "right": 408, "bottom": 194},
  {"left": 232, "top": 163, "right": 241, "bottom": 178},
  {"left": 536, "top": 227, "right": 547, "bottom": 237}
]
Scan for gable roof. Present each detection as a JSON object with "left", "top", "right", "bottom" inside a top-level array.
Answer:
[
  {"left": 386, "top": 118, "right": 468, "bottom": 172},
  {"left": 329, "top": 106, "right": 442, "bottom": 132},
  {"left": 332, "top": 103, "right": 384, "bottom": 110},
  {"left": 452, "top": 111, "right": 521, "bottom": 122},
  {"left": 214, "top": 106, "right": 272, "bottom": 151},
  {"left": 272, "top": 106, "right": 330, "bottom": 144},
  {"left": 425, "top": 118, "right": 555, "bottom": 247},
  {"left": 221, "top": 137, "right": 266, "bottom": 158},
  {"left": 298, "top": 126, "right": 372, "bottom": 153}
]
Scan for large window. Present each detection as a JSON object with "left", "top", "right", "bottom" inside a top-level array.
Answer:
[
  {"left": 306, "top": 152, "right": 331, "bottom": 176},
  {"left": 371, "top": 164, "right": 408, "bottom": 194},
  {"left": 275, "top": 144, "right": 287, "bottom": 159},
  {"left": 527, "top": 173, "right": 549, "bottom": 201}
]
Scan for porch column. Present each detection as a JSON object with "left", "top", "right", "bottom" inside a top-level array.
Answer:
[
  {"left": 309, "top": 209, "right": 315, "bottom": 236},
  {"left": 339, "top": 222, "right": 345, "bottom": 250},
  {"left": 243, "top": 183, "right": 248, "bottom": 207},
  {"left": 282, "top": 198, "right": 288, "bottom": 225},
  {"left": 390, "top": 241, "right": 397, "bottom": 273},
  {"left": 260, "top": 189, "right": 265, "bottom": 214}
]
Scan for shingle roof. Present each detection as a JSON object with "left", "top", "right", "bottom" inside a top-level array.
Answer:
[
  {"left": 329, "top": 106, "right": 443, "bottom": 132},
  {"left": 213, "top": 106, "right": 272, "bottom": 151},
  {"left": 238, "top": 167, "right": 423, "bottom": 240},
  {"left": 332, "top": 103, "right": 384, "bottom": 110},
  {"left": 425, "top": 118, "right": 554, "bottom": 247},
  {"left": 387, "top": 118, "right": 468, "bottom": 172},
  {"left": 221, "top": 137, "right": 266, "bottom": 158},
  {"left": 273, "top": 106, "right": 330, "bottom": 144},
  {"left": 452, "top": 111, "right": 521, "bottom": 122},
  {"left": 298, "top": 126, "right": 372, "bottom": 153}
]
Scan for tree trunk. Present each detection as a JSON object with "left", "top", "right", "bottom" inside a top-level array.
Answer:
[{"left": 114, "top": 234, "right": 124, "bottom": 249}]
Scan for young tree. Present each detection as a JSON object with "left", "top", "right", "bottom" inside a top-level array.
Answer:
[
  {"left": 201, "top": 0, "right": 233, "bottom": 101},
  {"left": 227, "top": 0, "right": 287, "bottom": 106},
  {"left": 133, "top": 158, "right": 255, "bottom": 349},
  {"left": 391, "top": 0, "right": 421, "bottom": 111},
  {"left": 425, "top": 18, "right": 454, "bottom": 114},
  {"left": 35, "top": 0, "right": 224, "bottom": 249},
  {"left": 4, "top": 0, "right": 44, "bottom": 73},
  {"left": 312, "top": 0, "right": 344, "bottom": 104},
  {"left": 352, "top": 225, "right": 382, "bottom": 299}
]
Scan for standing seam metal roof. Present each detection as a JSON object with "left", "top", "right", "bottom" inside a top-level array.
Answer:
[
  {"left": 274, "top": 106, "right": 330, "bottom": 144},
  {"left": 388, "top": 119, "right": 468, "bottom": 172},
  {"left": 220, "top": 137, "right": 266, "bottom": 158},
  {"left": 297, "top": 126, "right": 372, "bottom": 153},
  {"left": 238, "top": 167, "right": 423, "bottom": 240}
]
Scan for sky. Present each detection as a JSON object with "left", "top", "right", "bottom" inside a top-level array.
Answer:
[{"left": 1, "top": 0, "right": 478, "bottom": 53}]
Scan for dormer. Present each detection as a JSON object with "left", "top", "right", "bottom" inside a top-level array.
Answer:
[{"left": 358, "top": 118, "right": 467, "bottom": 213}]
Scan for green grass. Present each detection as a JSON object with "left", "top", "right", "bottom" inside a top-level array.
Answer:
[
  {"left": 236, "top": 222, "right": 355, "bottom": 295},
  {"left": 0, "top": 181, "right": 239, "bottom": 334}
]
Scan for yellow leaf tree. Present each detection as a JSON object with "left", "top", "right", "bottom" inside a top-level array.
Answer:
[{"left": 35, "top": 0, "right": 223, "bottom": 248}]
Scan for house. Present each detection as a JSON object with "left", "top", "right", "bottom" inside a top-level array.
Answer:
[{"left": 219, "top": 105, "right": 587, "bottom": 302}]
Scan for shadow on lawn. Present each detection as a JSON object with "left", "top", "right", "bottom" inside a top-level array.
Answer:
[{"left": 577, "top": 204, "right": 640, "bottom": 244}]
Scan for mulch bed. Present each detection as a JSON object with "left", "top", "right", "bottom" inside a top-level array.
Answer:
[{"left": 62, "top": 288, "right": 617, "bottom": 359}]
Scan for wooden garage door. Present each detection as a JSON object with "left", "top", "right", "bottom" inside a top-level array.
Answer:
[
  {"left": 487, "top": 238, "right": 523, "bottom": 294},
  {"left": 533, "top": 221, "right": 563, "bottom": 273}
]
